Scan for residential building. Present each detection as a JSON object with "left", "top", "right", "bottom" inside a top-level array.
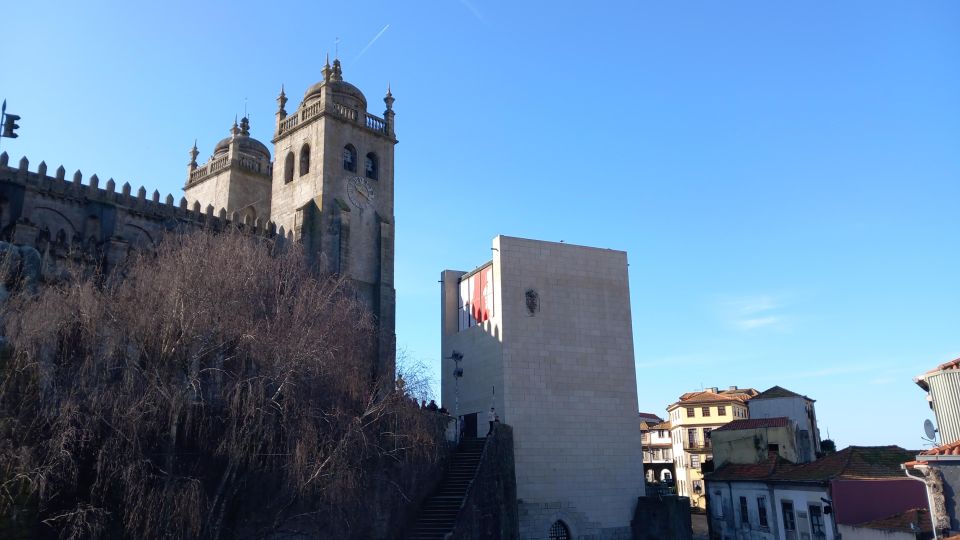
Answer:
[
  {"left": 440, "top": 236, "right": 644, "bottom": 539},
  {"left": 901, "top": 356, "right": 960, "bottom": 538},
  {"left": 914, "top": 357, "right": 960, "bottom": 445},
  {"left": 903, "top": 439, "right": 960, "bottom": 537},
  {"left": 839, "top": 508, "right": 933, "bottom": 540},
  {"left": 748, "top": 386, "right": 821, "bottom": 462},
  {"left": 707, "top": 446, "right": 926, "bottom": 540},
  {"left": 642, "top": 419, "right": 674, "bottom": 486},
  {"left": 666, "top": 386, "right": 758, "bottom": 509},
  {"left": 711, "top": 417, "right": 800, "bottom": 468}
]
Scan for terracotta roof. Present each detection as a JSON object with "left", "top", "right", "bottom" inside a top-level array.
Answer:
[
  {"left": 752, "top": 385, "right": 814, "bottom": 402},
  {"left": 672, "top": 388, "right": 758, "bottom": 406},
  {"left": 651, "top": 421, "right": 671, "bottom": 430},
  {"left": 853, "top": 508, "right": 931, "bottom": 533},
  {"left": 709, "top": 446, "right": 916, "bottom": 483},
  {"left": 919, "top": 439, "right": 960, "bottom": 457},
  {"left": 914, "top": 356, "right": 960, "bottom": 391},
  {"left": 714, "top": 417, "right": 791, "bottom": 432}
]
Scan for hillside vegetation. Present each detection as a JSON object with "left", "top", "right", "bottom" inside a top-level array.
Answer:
[{"left": 0, "top": 231, "right": 444, "bottom": 539}]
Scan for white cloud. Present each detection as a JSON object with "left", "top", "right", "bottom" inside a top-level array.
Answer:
[{"left": 721, "top": 294, "right": 790, "bottom": 331}]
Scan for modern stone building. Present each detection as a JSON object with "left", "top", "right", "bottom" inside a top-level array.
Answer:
[
  {"left": 0, "top": 59, "right": 397, "bottom": 382},
  {"left": 440, "top": 235, "right": 645, "bottom": 540}
]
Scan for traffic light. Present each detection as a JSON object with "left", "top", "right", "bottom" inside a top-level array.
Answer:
[{"left": 2, "top": 112, "right": 20, "bottom": 139}]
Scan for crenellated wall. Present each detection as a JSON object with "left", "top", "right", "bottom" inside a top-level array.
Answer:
[{"left": 0, "top": 151, "right": 292, "bottom": 274}]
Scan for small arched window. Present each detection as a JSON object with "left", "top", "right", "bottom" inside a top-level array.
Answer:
[
  {"left": 662, "top": 469, "right": 673, "bottom": 482},
  {"left": 343, "top": 144, "right": 357, "bottom": 172},
  {"left": 299, "top": 144, "right": 310, "bottom": 176},
  {"left": 365, "top": 152, "right": 378, "bottom": 180},
  {"left": 284, "top": 152, "right": 295, "bottom": 184},
  {"left": 549, "top": 520, "right": 571, "bottom": 540}
]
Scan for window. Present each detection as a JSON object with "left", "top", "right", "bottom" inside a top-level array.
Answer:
[
  {"left": 299, "top": 144, "right": 310, "bottom": 176},
  {"left": 283, "top": 152, "right": 294, "bottom": 184},
  {"left": 646, "top": 469, "right": 654, "bottom": 482},
  {"left": 739, "top": 496, "right": 749, "bottom": 525},
  {"left": 809, "top": 505, "right": 825, "bottom": 537},
  {"left": 687, "top": 428, "right": 698, "bottom": 446},
  {"left": 703, "top": 427, "right": 712, "bottom": 442},
  {"left": 343, "top": 144, "right": 357, "bottom": 172},
  {"left": 712, "top": 492, "right": 724, "bottom": 518},
  {"left": 781, "top": 501, "right": 796, "bottom": 531},
  {"left": 702, "top": 406, "right": 711, "bottom": 417},
  {"left": 718, "top": 406, "right": 726, "bottom": 416},
  {"left": 686, "top": 407, "right": 695, "bottom": 417},
  {"left": 365, "top": 152, "right": 378, "bottom": 180},
  {"left": 757, "top": 496, "right": 768, "bottom": 527},
  {"left": 659, "top": 429, "right": 666, "bottom": 438},
  {"left": 691, "top": 455, "right": 700, "bottom": 469},
  {"left": 549, "top": 520, "right": 570, "bottom": 540},
  {"left": 662, "top": 470, "right": 672, "bottom": 482}
]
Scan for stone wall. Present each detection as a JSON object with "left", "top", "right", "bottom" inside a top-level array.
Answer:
[
  {"left": 448, "top": 424, "right": 520, "bottom": 540},
  {"left": 631, "top": 496, "right": 692, "bottom": 540},
  {"left": 0, "top": 152, "right": 290, "bottom": 279}
]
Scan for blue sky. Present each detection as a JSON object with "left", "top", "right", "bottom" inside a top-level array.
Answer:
[{"left": 2, "top": 1, "right": 958, "bottom": 449}]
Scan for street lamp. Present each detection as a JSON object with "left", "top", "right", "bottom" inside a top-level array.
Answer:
[{"left": 446, "top": 350, "right": 464, "bottom": 442}]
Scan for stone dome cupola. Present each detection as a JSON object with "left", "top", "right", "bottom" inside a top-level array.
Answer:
[
  {"left": 301, "top": 57, "right": 367, "bottom": 111},
  {"left": 213, "top": 116, "right": 270, "bottom": 160}
]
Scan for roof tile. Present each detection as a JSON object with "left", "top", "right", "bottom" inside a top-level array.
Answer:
[
  {"left": 709, "top": 446, "right": 916, "bottom": 483},
  {"left": 919, "top": 440, "right": 960, "bottom": 457},
  {"left": 853, "top": 508, "right": 931, "bottom": 533},
  {"left": 714, "top": 417, "right": 791, "bottom": 432}
]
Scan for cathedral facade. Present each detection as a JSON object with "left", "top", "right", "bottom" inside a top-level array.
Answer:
[{"left": 0, "top": 59, "right": 397, "bottom": 382}]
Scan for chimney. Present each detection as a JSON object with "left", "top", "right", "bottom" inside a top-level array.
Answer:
[
  {"left": 728, "top": 386, "right": 738, "bottom": 391},
  {"left": 707, "top": 387, "right": 719, "bottom": 393}
]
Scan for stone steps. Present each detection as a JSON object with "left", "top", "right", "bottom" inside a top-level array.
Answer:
[{"left": 404, "top": 438, "right": 487, "bottom": 540}]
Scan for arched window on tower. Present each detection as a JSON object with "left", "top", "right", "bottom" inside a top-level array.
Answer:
[
  {"left": 549, "top": 520, "right": 571, "bottom": 540},
  {"left": 343, "top": 144, "right": 357, "bottom": 172},
  {"left": 284, "top": 152, "right": 294, "bottom": 184},
  {"left": 365, "top": 152, "right": 378, "bottom": 180},
  {"left": 299, "top": 144, "right": 310, "bottom": 176}
]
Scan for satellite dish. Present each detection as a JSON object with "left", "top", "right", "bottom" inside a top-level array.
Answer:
[{"left": 924, "top": 419, "right": 938, "bottom": 440}]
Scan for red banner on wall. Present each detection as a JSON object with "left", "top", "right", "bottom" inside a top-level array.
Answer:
[{"left": 458, "top": 265, "right": 494, "bottom": 330}]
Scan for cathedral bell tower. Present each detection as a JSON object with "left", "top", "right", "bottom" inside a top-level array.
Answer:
[{"left": 271, "top": 58, "right": 397, "bottom": 384}]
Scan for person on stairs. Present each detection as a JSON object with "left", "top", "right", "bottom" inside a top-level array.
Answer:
[{"left": 487, "top": 407, "right": 496, "bottom": 436}]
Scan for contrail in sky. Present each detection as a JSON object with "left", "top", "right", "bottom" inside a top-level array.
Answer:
[
  {"left": 356, "top": 24, "right": 390, "bottom": 60},
  {"left": 458, "top": 0, "right": 485, "bottom": 23}
]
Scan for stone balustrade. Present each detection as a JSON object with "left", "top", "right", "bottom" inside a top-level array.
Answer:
[{"left": 276, "top": 99, "right": 391, "bottom": 139}]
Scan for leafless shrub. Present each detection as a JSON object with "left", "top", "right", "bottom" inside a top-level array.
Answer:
[{"left": 0, "top": 230, "right": 445, "bottom": 539}]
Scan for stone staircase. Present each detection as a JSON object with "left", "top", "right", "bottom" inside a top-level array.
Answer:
[{"left": 404, "top": 437, "right": 487, "bottom": 540}]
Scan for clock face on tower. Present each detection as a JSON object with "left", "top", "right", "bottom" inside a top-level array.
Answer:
[{"left": 346, "top": 175, "right": 375, "bottom": 209}]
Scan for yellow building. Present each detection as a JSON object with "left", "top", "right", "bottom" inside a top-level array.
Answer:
[{"left": 666, "top": 386, "right": 758, "bottom": 509}]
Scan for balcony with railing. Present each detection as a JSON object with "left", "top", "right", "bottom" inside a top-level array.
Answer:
[
  {"left": 683, "top": 440, "right": 712, "bottom": 452},
  {"left": 276, "top": 99, "right": 390, "bottom": 139}
]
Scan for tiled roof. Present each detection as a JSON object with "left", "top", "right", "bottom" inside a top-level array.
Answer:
[
  {"left": 714, "top": 417, "right": 791, "bottom": 432},
  {"left": 853, "top": 508, "right": 931, "bottom": 533},
  {"left": 638, "top": 412, "right": 662, "bottom": 423},
  {"left": 674, "top": 389, "right": 758, "bottom": 405},
  {"left": 752, "top": 385, "right": 814, "bottom": 402},
  {"left": 914, "top": 357, "right": 960, "bottom": 391},
  {"left": 651, "top": 421, "right": 671, "bottom": 430},
  {"left": 919, "top": 440, "right": 960, "bottom": 457},
  {"left": 709, "top": 446, "right": 916, "bottom": 483}
]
